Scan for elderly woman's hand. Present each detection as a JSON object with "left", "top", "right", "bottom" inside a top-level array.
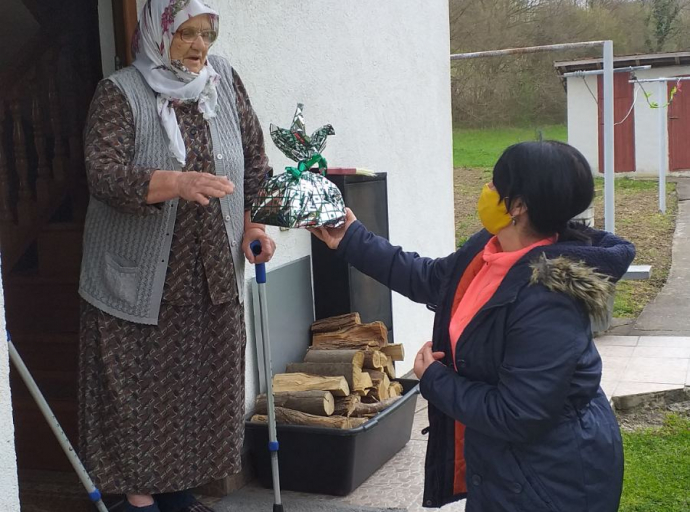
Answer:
[
  {"left": 414, "top": 342, "right": 445, "bottom": 380},
  {"left": 308, "top": 208, "right": 357, "bottom": 250},
  {"left": 176, "top": 172, "right": 235, "bottom": 206},
  {"left": 242, "top": 228, "right": 276, "bottom": 264}
]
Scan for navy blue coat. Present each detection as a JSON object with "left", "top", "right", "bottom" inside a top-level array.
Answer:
[{"left": 335, "top": 222, "right": 635, "bottom": 511}]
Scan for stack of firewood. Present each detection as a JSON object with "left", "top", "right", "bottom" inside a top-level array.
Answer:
[{"left": 250, "top": 313, "right": 406, "bottom": 429}]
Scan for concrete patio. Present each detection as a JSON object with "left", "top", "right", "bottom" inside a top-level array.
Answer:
[{"left": 597, "top": 335, "right": 690, "bottom": 399}]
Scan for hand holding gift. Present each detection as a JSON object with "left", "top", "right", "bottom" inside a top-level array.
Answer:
[
  {"left": 251, "top": 104, "right": 347, "bottom": 228},
  {"left": 308, "top": 208, "right": 358, "bottom": 250}
]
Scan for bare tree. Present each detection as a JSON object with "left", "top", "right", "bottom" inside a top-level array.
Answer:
[{"left": 644, "top": 0, "right": 682, "bottom": 51}]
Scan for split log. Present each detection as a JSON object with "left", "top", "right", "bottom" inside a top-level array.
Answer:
[
  {"left": 311, "top": 312, "right": 361, "bottom": 333},
  {"left": 251, "top": 408, "right": 355, "bottom": 429},
  {"left": 311, "top": 321, "right": 388, "bottom": 350},
  {"left": 304, "top": 349, "right": 364, "bottom": 369},
  {"left": 363, "top": 350, "right": 384, "bottom": 370},
  {"left": 334, "top": 395, "right": 360, "bottom": 417},
  {"left": 384, "top": 356, "right": 396, "bottom": 380},
  {"left": 352, "top": 397, "right": 402, "bottom": 417},
  {"left": 364, "top": 370, "right": 391, "bottom": 401},
  {"left": 388, "top": 382, "right": 404, "bottom": 398},
  {"left": 381, "top": 343, "right": 405, "bottom": 361},
  {"left": 358, "top": 371, "right": 373, "bottom": 392},
  {"left": 348, "top": 371, "right": 374, "bottom": 396},
  {"left": 255, "top": 391, "right": 334, "bottom": 417},
  {"left": 272, "top": 373, "right": 350, "bottom": 397},
  {"left": 364, "top": 369, "right": 386, "bottom": 382},
  {"left": 309, "top": 338, "right": 379, "bottom": 351},
  {"left": 286, "top": 362, "right": 370, "bottom": 392}
]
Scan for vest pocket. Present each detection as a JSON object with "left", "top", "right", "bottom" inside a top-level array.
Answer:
[{"left": 103, "top": 252, "right": 139, "bottom": 305}]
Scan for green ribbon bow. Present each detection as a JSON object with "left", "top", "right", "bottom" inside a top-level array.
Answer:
[{"left": 286, "top": 153, "right": 328, "bottom": 179}]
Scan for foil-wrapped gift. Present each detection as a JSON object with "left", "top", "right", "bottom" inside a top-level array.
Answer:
[{"left": 251, "top": 104, "right": 346, "bottom": 228}]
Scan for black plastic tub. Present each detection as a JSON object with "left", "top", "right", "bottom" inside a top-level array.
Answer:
[{"left": 245, "top": 378, "right": 420, "bottom": 496}]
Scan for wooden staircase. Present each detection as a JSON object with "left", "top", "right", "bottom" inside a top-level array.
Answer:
[{"left": 1, "top": 2, "right": 100, "bottom": 505}]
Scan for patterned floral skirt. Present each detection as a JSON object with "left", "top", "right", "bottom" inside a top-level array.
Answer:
[{"left": 78, "top": 292, "right": 246, "bottom": 494}]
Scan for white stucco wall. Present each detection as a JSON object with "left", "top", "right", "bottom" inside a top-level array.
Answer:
[
  {"left": 0, "top": 265, "right": 20, "bottom": 512},
  {"left": 566, "top": 75, "right": 599, "bottom": 172},
  {"left": 213, "top": 1, "right": 454, "bottom": 406},
  {"left": 567, "top": 64, "right": 690, "bottom": 175}
]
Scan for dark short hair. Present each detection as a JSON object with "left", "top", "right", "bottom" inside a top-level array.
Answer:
[{"left": 492, "top": 141, "right": 594, "bottom": 240}]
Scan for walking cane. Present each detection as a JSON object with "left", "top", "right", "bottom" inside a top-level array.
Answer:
[
  {"left": 7, "top": 333, "right": 109, "bottom": 512},
  {"left": 250, "top": 241, "right": 284, "bottom": 512}
]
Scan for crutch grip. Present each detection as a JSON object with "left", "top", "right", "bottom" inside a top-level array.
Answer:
[{"left": 250, "top": 240, "right": 266, "bottom": 284}]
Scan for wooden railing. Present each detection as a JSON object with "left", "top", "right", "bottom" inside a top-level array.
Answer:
[{"left": 0, "top": 41, "right": 89, "bottom": 273}]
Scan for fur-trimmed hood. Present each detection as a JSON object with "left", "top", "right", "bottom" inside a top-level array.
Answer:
[
  {"left": 530, "top": 255, "right": 616, "bottom": 322},
  {"left": 527, "top": 229, "right": 636, "bottom": 321}
]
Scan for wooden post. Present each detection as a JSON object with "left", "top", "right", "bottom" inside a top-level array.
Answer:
[
  {"left": 10, "top": 98, "right": 35, "bottom": 226},
  {"left": 112, "top": 0, "right": 140, "bottom": 68},
  {"left": 32, "top": 79, "right": 52, "bottom": 208}
]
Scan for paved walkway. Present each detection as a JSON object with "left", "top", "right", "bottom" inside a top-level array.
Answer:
[
  {"left": 594, "top": 335, "right": 690, "bottom": 399},
  {"left": 617, "top": 179, "right": 690, "bottom": 336}
]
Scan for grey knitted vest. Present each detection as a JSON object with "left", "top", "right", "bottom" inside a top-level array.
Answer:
[{"left": 79, "top": 55, "right": 246, "bottom": 325}]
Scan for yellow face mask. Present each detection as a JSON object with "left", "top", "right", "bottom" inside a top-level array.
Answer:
[{"left": 477, "top": 184, "right": 512, "bottom": 235}]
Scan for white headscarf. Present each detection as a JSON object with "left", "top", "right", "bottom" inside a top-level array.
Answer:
[{"left": 132, "top": 0, "right": 220, "bottom": 165}]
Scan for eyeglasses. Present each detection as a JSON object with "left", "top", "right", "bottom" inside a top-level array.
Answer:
[{"left": 177, "top": 28, "right": 218, "bottom": 45}]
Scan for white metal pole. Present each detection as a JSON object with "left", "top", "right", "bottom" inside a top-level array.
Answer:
[
  {"left": 450, "top": 41, "right": 606, "bottom": 60},
  {"left": 658, "top": 81, "right": 667, "bottom": 213},
  {"left": 603, "top": 40, "right": 615, "bottom": 233},
  {"left": 562, "top": 65, "right": 651, "bottom": 78}
]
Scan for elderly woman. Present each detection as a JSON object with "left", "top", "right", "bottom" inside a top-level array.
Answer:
[
  {"left": 78, "top": 1, "right": 275, "bottom": 511},
  {"left": 311, "top": 141, "right": 634, "bottom": 512}
]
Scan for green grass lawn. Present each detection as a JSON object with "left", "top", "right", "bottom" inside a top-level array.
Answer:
[
  {"left": 453, "top": 125, "right": 568, "bottom": 168},
  {"left": 620, "top": 414, "right": 690, "bottom": 512}
]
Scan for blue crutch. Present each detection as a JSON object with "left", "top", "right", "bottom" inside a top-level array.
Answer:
[
  {"left": 7, "top": 333, "right": 109, "bottom": 512},
  {"left": 250, "top": 240, "right": 284, "bottom": 512}
]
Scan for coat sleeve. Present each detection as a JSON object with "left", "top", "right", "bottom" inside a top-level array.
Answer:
[
  {"left": 335, "top": 221, "right": 461, "bottom": 307},
  {"left": 419, "top": 288, "right": 588, "bottom": 443}
]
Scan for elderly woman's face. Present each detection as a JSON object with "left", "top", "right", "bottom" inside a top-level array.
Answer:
[{"left": 170, "top": 14, "right": 215, "bottom": 73}]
